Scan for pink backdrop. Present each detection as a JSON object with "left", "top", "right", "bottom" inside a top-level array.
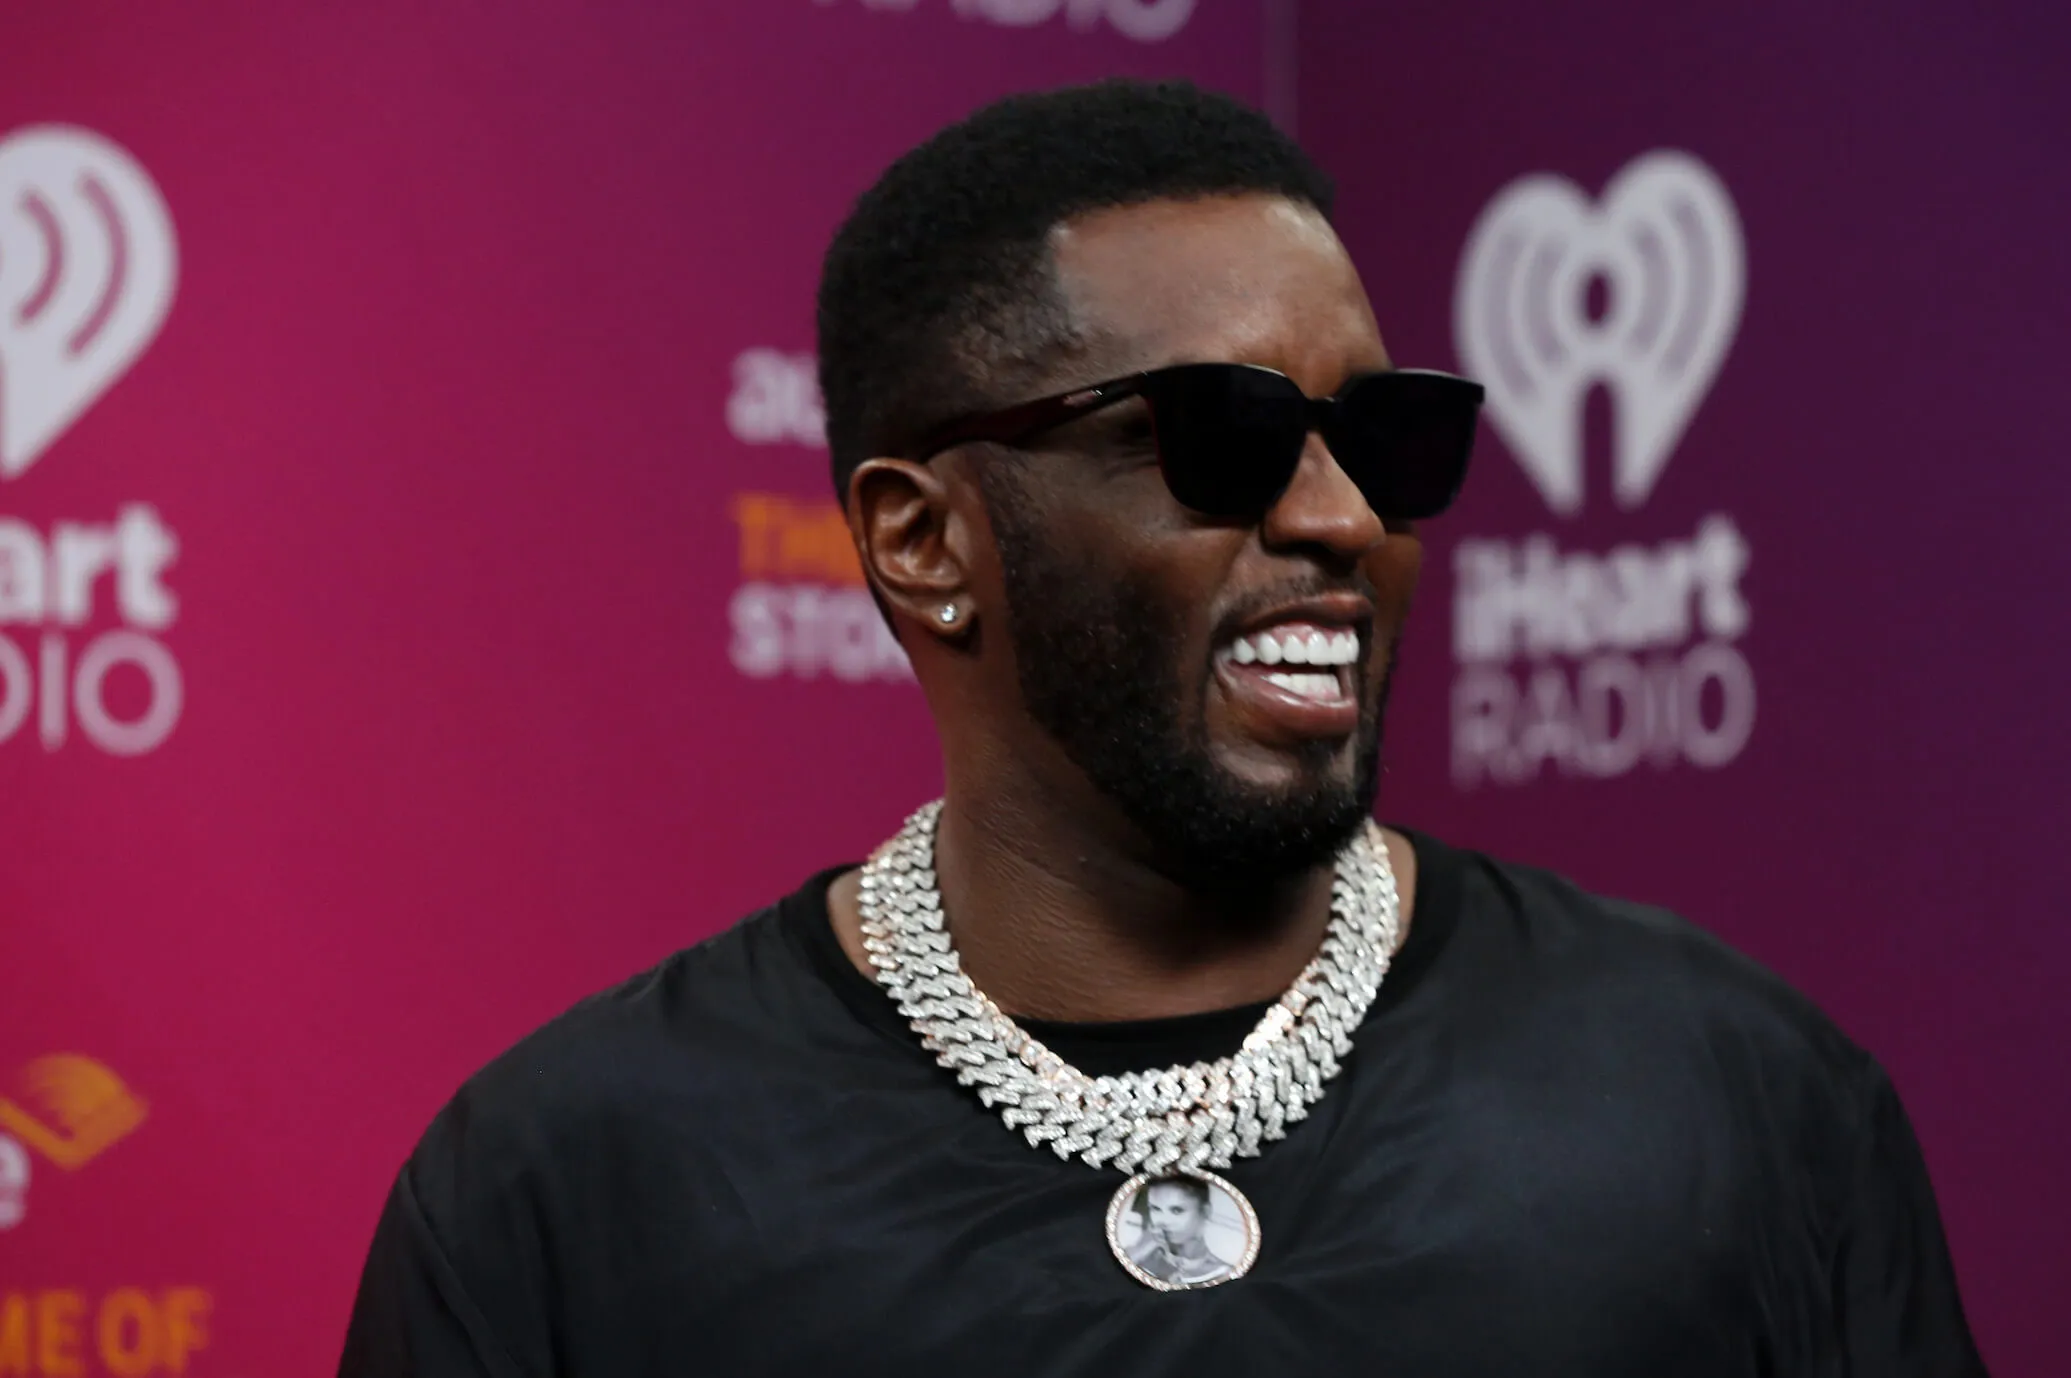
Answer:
[{"left": 1, "top": 3, "right": 2062, "bottom": 1375}]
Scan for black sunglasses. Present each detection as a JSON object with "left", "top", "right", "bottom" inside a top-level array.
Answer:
[{"left": 911, "top": 363, "right": 1484, "bottom": 522}]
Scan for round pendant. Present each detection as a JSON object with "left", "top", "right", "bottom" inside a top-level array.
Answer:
[{"left": 1106, "top": 1170, "right": 1260, "bottom": 1291}]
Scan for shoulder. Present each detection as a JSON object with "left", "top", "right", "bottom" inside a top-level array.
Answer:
[
  {"left": 475, "top": 893, "right": 814, "bottom": 1086},
  {"left": 356, "top": 883, "right": 862, "bottom": 1342},
  {"left": 500, "top": 899, "right": 783, "bottom": 1071},
  {"left": 405, "top": 877, "right": 861, "bottom": 1216},
  {"left": 1419, "top": 835, "right": 1877, "bottom": 1093}
]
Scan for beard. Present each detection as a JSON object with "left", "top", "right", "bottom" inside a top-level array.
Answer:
[{"left": 982, "top": 472, "right": 1392, "bottom": 888}]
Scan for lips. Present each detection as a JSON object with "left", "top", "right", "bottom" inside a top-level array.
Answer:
[
  {"left": 1220, "top": 622, "right": 1356, "bottom": 693},
  {"left": 1211, "top": 607, "right": 1369, "bottom": 744}
]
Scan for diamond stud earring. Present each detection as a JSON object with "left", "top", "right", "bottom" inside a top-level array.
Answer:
[{"left": 937, "top": 605, "right": 960, "bottom": 626}]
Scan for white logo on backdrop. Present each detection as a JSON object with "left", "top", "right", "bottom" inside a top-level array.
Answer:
[
  {"left": 820, "top": 0, "right": 1196, "bottom": 42},
  {"left": 727, "top": 349, "right": 826, "bottom": 448},
  {"left": 0, "top": 1134, "right": 27, "bottom": 1231},
  {"left": 0, "top": 127, "right": 179, "bottom": 482},
  {"left": 1454, "top": 151, "right": 1744, "bottom": 516},
  {"left": 1448, "top": 152, "right": 1754, "bottom": 788},
  {"left": 724, "top": 348, "right": 911, "bottom": 685},
  {"left": 0, "top": 127, "right": 184, "bottom": 757}
]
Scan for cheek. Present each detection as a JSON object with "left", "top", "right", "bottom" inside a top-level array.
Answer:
[
  {"left": 1366, "top": 533, "right": 1423, "bottom": 627},
  {"left": 1095, "top": 522, "right": 1249, "bottom": 658},
  {"left": 987, "top": 470, "right": 1252, "bottom": 669}
]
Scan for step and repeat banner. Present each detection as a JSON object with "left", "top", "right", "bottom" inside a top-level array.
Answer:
[
  {"left": 1301, "top": 4, "right": 2068, "bottom": 1374},
  {"left": 0, "top": 3, "right": 1262, "bottom": 1374},
  {"left": 3, "top": 0, "right": 2064, "bottom": 1374}
]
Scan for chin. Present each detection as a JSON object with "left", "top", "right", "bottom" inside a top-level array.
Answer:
[
  {"left": 1124, "top": 750, "right": 1377, "bottom": 888},
  {"left": 1209, "top": 729, "right": 1369, "bottom": 798}
]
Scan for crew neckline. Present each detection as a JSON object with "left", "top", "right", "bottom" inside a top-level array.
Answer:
[{"left": 779, "top": 826, "right": 1465, "bottom": 1073}]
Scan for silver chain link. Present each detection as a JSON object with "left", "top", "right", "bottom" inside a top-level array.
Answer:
[{"left": 857, "top": 800, "right": 1401, "bottom": 1176}]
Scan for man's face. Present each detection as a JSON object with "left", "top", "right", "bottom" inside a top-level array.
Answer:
[
  {"left": 975, "top": 194, "right": 1418, "bottom": 884},
  {"left": 1146, "top": 1183, "right": 1207, "bottom": 1249}
]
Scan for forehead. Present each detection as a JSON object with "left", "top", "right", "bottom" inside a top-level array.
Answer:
[{"left": 1047, "top": 194, "right": 1387, "bottom": 390}]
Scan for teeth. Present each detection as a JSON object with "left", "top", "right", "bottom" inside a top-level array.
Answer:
[
  {"left": 1223, "top": 626, "right": 1361, "bottom": 669},
  {"left": 1264, "top": 672, "right": 1346, "bottom": 702}
]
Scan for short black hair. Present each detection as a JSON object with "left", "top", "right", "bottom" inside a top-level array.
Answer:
[
  {"left": 1134, "top": 1176, "right": 1211, "bottom": 1219},
  {"left": 816, "top": 79, "right": 1334, "bottom": 500}
]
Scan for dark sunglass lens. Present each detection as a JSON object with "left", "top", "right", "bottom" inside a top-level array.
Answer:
[
  {"left": 1332, "top": 372, "right": 1483, "bottom": 519},
  {"left": 1143, "top": 366, "right": 1306, "bottom": 518}
]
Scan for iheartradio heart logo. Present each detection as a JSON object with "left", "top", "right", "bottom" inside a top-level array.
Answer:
[
  {"left": 0, "top": 126, "right": 178, "bottom": 481},
  {"left": 1453, "top": 151, "right": 1744, "bottom": 516}
]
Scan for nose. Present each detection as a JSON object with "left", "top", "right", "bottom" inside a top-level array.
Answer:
[{"left": 1258, "top": 433, "right": 1386, "bottom": 564}]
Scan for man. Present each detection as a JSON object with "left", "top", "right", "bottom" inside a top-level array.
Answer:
[{"left": 340, "top": 81, "right": 1985, "bottom": 1375}]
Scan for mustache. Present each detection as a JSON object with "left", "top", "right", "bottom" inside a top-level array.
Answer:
[{"left": 1207, "top": 572, "right": 1380, "bottom": 645}]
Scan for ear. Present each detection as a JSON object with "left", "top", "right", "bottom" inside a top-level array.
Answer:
[{"left": 847, "top": 456, "right": 979, "bottom": 640}]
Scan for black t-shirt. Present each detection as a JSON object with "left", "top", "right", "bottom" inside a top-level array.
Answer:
[{"left": 338, "top": 833, "right": 1986, "bottom": 1376}]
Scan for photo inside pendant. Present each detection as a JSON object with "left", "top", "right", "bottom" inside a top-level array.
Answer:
[{"left": 1113, "top": 1174, "right": 1254, "bottom": 1288}]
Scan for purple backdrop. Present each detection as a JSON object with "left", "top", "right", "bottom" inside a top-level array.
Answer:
[
  {"left": 1301, "top": 4, "right": 2071, "bottom": 1372},
  {"left": 1, "top": 1, "right": 2062, "bottom": 1374}
]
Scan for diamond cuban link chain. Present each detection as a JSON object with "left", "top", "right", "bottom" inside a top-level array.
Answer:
[{"left": 856, "top": 800, "right": 1401, "bottom": 1177}]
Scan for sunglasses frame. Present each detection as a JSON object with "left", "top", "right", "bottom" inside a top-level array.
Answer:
[{"left": 908, "top": 362, "right": 1484, "bottom": 520}]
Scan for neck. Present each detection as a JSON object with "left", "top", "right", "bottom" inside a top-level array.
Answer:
[
  {"left": 925, "top": 765, "right": 1338, "bottom": 1023},
  {"left": 825, "top": 745, "right": 1417, "bottom": 1025}
]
